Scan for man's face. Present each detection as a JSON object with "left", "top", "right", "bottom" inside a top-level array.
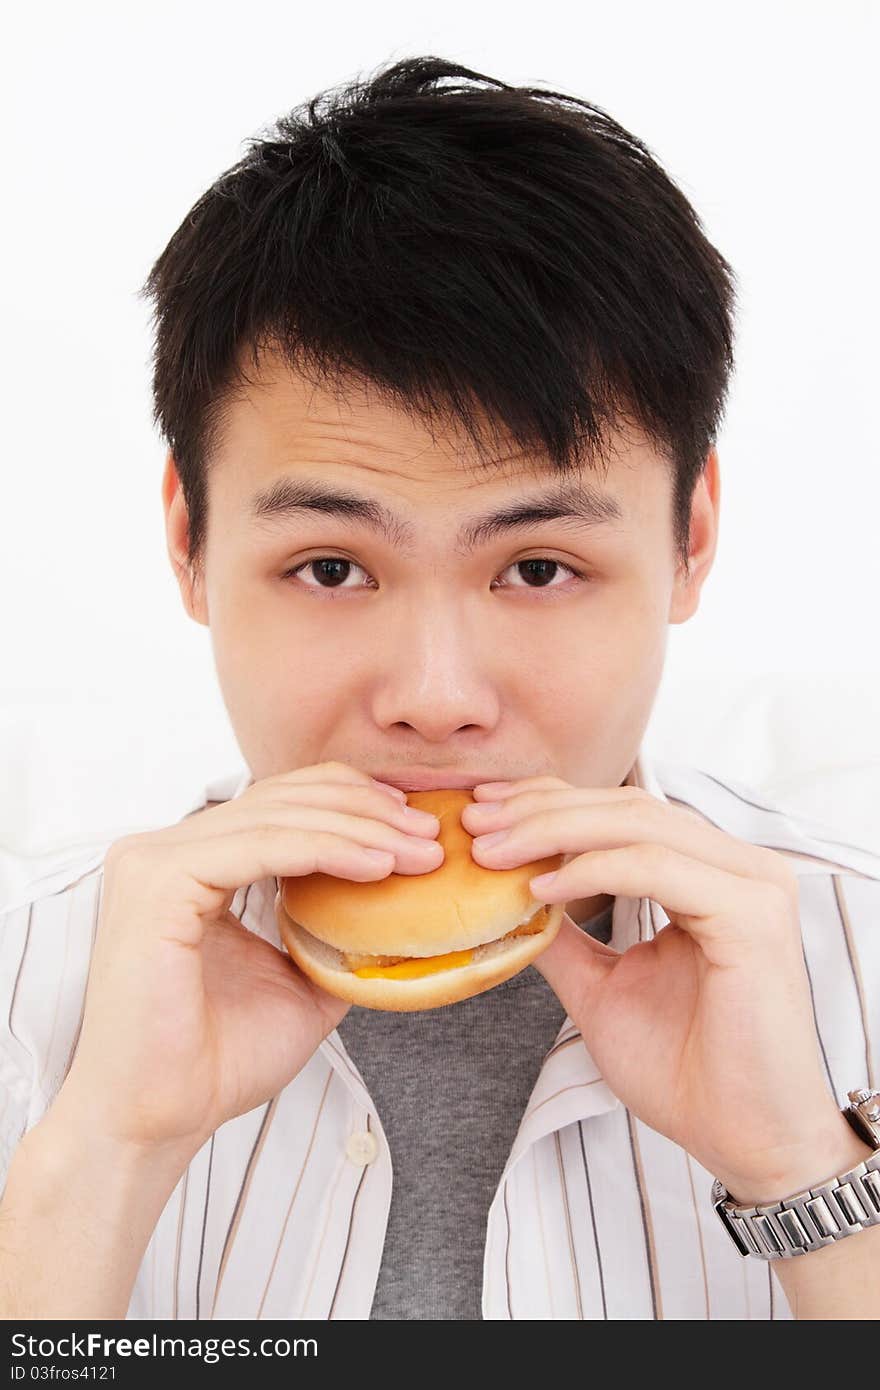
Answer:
[{"left": 164, "top": 349, "right": 717, "bottom": 795}]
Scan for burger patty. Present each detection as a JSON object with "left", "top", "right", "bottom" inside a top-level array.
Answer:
[{"left": 340, "top": 904, "right": 551, "bottom": 971}]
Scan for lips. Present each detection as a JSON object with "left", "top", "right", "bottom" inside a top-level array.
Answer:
[{"left": 371, "top": 770, "right": 506, "bottom": 792}]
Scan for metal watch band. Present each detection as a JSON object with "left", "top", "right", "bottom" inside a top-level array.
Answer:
[
  {"left": 712, "top": 1149, "right": 880, "bottom": 1259},
  {"left": 711, "top": 1089, "right": 880, "bottom": 1260}
]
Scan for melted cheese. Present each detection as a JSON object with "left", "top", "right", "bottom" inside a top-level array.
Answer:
[
  {"left": 353, "top": 948, "right": 474, "bottom": 979},
  {"left": 348, "top": 906, "right": 552, "bottom": 979}
]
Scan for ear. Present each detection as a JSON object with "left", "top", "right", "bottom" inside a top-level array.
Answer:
[
  {"left": 668, "top": 446, "right": 720, "bottom": 624},
  {"left": 162, "top": 452, "right": 209, "bottom": 626}
]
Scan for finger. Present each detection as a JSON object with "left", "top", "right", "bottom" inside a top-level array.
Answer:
[
  {"left": 369, "top": 781, "right": 410, "bottom": 802},
  {"left": 104, "top": 826, "right": 411, "bottom": 946},
  {"left": 525, "top": 843, "right": 797, "bottom": 963},
  {"left": 472, "top": 775, "right": 572, "bottom": 798},
  {"left": 192, "top": 804, "right": 447, "bottom": 872},
  {"left": 471, "top": 785, "right": 652, "bottom": 810},
  {"left": 164, "top": 784, "right": 440, "bottom": 846},
  {"left": 464, "top": 787, "right": 648, "bottom": 831},
  {"left": 265, "top": 760, "right": 380, "bottom": 787},
  {"left": 263, "top": 761, "right": 408, "bottom": 802},
  {"left": 468, "top": 793, "right": 791, "bottom": 890},
  {"left": 256, "top": 783, "right": 440, "bottom": 837}
]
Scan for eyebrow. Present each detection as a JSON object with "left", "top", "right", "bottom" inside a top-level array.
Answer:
[{"left": 248, "top": 475, "right": 624, "bottom": 554}]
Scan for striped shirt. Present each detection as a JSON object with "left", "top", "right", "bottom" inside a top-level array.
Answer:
[{"left": 1, "top": 749, "right": 878, "bottom": 1320}]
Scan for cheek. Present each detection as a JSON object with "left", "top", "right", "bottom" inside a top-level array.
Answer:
[
  {"left": 545, "top": 573, "right": 663, "bottom": 665},
  {"left": 539, "top": 579, "right": 668, "bottom": 729},
  {"left": 599, "top": 580, "right": 669, "bottom": 692},
  {"left": 210, "top": 607, "right": 359, "bottom": 780}
]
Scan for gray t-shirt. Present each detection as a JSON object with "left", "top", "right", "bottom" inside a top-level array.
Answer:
[{"left": 336, "top": 903, "right": 614, "bottom": 1320}]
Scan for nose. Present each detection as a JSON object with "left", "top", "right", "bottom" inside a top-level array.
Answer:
[{"left": 369, "top": 598, "right": 501, "bottom": 740}]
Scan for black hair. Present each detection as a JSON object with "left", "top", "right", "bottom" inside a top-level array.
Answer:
[{"left": 140, "top": 54, "right": 737, "bottom": 577}]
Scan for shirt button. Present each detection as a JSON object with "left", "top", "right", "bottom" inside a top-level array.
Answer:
[{"left": 345, "top": 1130, "right": 378, "bottom": 1166}]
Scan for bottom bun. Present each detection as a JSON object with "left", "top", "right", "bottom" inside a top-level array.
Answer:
[{"left": 275, "top": 894, "right": 565, "bottom": 1011}]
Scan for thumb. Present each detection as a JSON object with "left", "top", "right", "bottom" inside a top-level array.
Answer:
[{"left": 532, "top": 912, "right": 618, "bottom": 1018}]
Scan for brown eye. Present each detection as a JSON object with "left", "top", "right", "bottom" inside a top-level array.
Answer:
[
  {"left": 282, "top": 558, "right": 373, "bottom": 590},
  {"left": 494, "top": 558, "right": 587, "bottom": 590}
]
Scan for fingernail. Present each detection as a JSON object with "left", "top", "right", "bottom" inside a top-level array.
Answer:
[
  {"left": 467, "top": 800, "right": 503, "bottom": 815},
  {"left": 475, "top": 781, "right": 512, "bottom": 793},
  {"left": 529, "top": 871, "right": 558, "bottom": 890},
  {"left": 412, "top": 837, "right": 444, "bottom": 858},
  {"left": 362, "top": 847, "right": 394, "bottom": 863},
  {"left": 474, "top": 828, "right": 510, "bottom": 848},
  {"left": 371, "top": 779, "right": 408, "bottom": 802}
]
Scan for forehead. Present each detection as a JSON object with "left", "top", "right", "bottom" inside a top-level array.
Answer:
[{"left": 210, "top": 347, "right": 666, "bottom": 511}]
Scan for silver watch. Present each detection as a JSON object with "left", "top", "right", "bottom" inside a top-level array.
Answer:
[{"left": 712, "top": 1089, "right": 880, "bottom": 1259}]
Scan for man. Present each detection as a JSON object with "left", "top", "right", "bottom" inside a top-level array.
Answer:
[{"left": 1, "top": 55, "right": 878, "bottom": 1321}]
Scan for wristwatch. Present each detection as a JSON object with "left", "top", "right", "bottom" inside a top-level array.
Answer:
[{"left": 712, "top": 1089, "right": 880, "bottom": 1259}]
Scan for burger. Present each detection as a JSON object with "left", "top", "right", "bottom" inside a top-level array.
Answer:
[{"left": 275, "top": 788, "right": 566, "bottom": 1011}]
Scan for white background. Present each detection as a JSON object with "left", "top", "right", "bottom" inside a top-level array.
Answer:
[{"left": 2, "top": 0, "right": 878, "bottom": 859}]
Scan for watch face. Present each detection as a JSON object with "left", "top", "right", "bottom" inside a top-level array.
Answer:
[{"left": 847, "top": 1091, "right": 880, "bottom": 1147}]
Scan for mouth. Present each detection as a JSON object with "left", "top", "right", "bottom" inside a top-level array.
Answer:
[{"left": 370, "top": 769, "right": 509, "bottom": 792}]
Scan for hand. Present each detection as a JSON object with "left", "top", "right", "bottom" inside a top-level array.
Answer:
[
  {"left": 53, "top": 762, "right": 443, "bottom": 1164},
  {"left": 463, "top": 776, "right": 870, "bottom": 1204}
]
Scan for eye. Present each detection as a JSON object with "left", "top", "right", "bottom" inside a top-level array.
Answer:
[
  {"left": 280, "top": 555, "right": 589, "bottom": 593},
  {"left": 281, "top": 557, "right": 373, "bottom": 591},
  {"left": 493, "top": 557, "right": 587, "bottom": 591}
]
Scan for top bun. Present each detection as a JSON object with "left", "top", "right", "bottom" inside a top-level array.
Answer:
[{"left": 279, "top": 788, "right": 564, "bottom": 957}]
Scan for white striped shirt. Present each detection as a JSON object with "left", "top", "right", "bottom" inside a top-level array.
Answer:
[{"left": 2, "top": 749, "right": 878, "bottom": 1320}]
